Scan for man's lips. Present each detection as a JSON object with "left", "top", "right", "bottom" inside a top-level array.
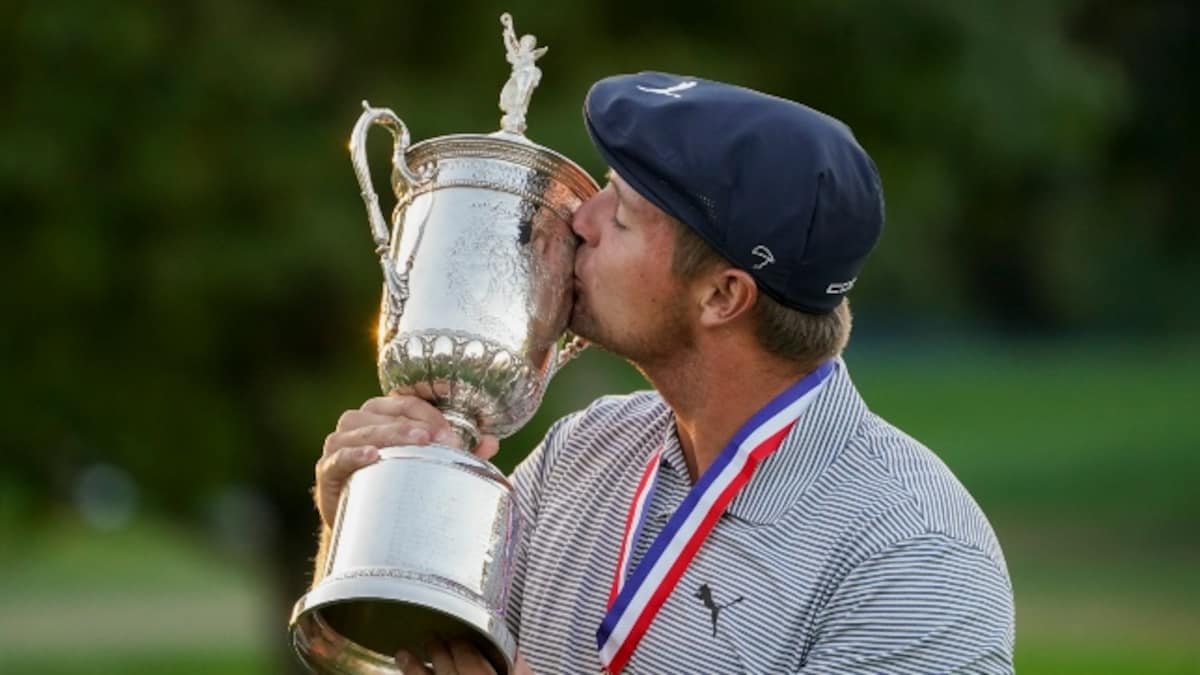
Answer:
[{"left": 571, "top": 276, "right": 586, "bottom": 311}]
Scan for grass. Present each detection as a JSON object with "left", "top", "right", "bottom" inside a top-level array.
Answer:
[
  {"left": 0, "top": 653, "right": 267, "bottom": 675},
  {"left": 0, "top": 519, "right": 273, "bottom": 671},
  {"left": 1015, "top": 644, "right": 1199, "bottom": 675},
  {"left": 848, "top": 338, "right": 1200, "bottom": 531}
]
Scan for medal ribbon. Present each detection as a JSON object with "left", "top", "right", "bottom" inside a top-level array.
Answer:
[{"left": 596, "top": 361, "right": 835, "bottom": 673}]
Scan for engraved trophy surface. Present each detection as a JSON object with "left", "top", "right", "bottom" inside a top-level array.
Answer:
[{"left": 289, "top": 13, "right": 597, "bottom": 674}]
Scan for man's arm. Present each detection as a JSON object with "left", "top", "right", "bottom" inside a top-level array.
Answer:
[{"left": 800, "top": 533, "right": 1014, "bottom": 674}]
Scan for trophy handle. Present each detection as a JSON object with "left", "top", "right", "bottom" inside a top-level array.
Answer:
[{"left": 349, "top": 100, "right": 429, "bottom": 254}]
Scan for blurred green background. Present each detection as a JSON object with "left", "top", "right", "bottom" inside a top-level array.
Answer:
[{"left": 1, "top": 1, "right": 1197, "bottom": 673}]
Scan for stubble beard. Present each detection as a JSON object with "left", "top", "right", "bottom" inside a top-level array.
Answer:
[{"left": 569, "top": 293, "right": 695, "bottom": 370}]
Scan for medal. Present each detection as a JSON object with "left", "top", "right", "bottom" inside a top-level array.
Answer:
[{"left": 597, "top": 361, "right": 834, "bottom": 673}]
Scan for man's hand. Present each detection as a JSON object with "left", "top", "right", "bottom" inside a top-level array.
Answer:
[
  {"left": 314, "top": 395, "right": 500, "bottom": 528},
  {"left": 394, "top": 640, "right": 532, "bottom": 675}
]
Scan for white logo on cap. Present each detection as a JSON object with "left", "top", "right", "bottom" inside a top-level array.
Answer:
[
  {"left": 636, "top": 80, "right": 697, "bottom": 99},
  {"left": 826, "top": 278, "right": 857, "bottom": 294},
  {"left": 751, "top": 245, "right": 775, "bottom": 269}
]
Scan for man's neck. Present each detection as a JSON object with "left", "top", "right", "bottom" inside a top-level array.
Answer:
[{"left": 640, "top": 342, "right": 818, "bottom": 482}]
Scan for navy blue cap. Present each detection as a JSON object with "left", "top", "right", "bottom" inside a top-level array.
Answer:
[{"left": 584, "top": 72, "right": 884, "bottom": 314}]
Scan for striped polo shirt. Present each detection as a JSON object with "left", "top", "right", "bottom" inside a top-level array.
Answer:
[{"left": 507, "top": 359, "right": 1014, "bottom": 673}]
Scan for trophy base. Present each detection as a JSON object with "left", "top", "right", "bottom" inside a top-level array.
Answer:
[
  {"left": 291, "top": 574, "right": 515, "bottom": 674},
  {"left": 290, "top": 444, "right": 518, "bottom": 674}
]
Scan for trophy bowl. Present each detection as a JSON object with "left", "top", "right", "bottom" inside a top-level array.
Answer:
[{"left": 289, "top": 15, "right": 598, "bottom": 674}]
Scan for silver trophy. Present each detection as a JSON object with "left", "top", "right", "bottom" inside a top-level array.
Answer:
[{"left": 289, "top": 13, "right": 597, "bottom": 674}]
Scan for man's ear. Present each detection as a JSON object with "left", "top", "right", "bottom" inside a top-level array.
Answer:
[{"left": 697, "top": 268, "right": 758, "bottom": 328}]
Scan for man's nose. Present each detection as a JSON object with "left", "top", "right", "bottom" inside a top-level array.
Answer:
[{"left": 570, "top": 194, "right": 600, "bottom": 246}]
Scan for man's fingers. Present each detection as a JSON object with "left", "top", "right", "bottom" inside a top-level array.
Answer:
[
  {"left": 324, "top": 423, "right": 433, "bottom": 457},
  {"left": 426, "top": 637, "right": 457, "bottom": 675},
  {"left": 314, "top": 445, "right": 378, "bottom": 526},
  {"left": 335, "top": 409, "right": 402, "bottom": 433},
  {"left": 361, "top": 395, "right": 455, "bottom": 430},
  {"left": 393, "top": 642, "right": 508, "bottom": 675},
  {"left": 473, "top": 435, "right": 500, "bottom": 462},
  {"left": 316, "top": 445, "right": 379, "bottom": 484},
  {"left": 394, "top": 649, "right": 431, "bottom": 675},
  {"left": 449, "top": 639, "right": 495, "bottom": 674}
]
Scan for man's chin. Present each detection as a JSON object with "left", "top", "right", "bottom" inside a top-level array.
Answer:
[
  {"left": 567, "top": 314, "right": 608, "bottom": 351},
  {"left": 567, "top": 316, "right": 595, "bottom": 343}
]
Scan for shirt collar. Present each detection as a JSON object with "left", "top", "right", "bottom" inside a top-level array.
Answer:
[{"left": 658, "top": 359, "right": 867, "bottom": 526}]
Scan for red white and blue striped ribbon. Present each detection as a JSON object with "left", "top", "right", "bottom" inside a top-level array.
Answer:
[
  {"left": 596, "top": 361, "right": 834, "bottom": 673},
  {"left": 606, "top": 445, "right": 661, "bottom": 609}
]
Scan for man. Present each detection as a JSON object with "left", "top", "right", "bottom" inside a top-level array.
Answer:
[{"left": 315, "top": 72, "right": 1015, "bottom": 673}]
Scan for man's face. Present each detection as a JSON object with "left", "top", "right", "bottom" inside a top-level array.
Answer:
[{"left": 569, "top": 171, "right": 696, "bottom": 364}]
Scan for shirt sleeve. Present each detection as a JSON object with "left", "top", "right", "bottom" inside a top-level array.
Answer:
[
  {"left": 504, "top": 413, "right": 577, "bottom": 637},
  {"left": 799, "top": 533, "right": 1015, "bottom": 675}
]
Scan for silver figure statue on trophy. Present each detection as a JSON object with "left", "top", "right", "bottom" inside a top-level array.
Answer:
[{"left": 498, "top": 12, "right": 547, "bottom": 136}]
